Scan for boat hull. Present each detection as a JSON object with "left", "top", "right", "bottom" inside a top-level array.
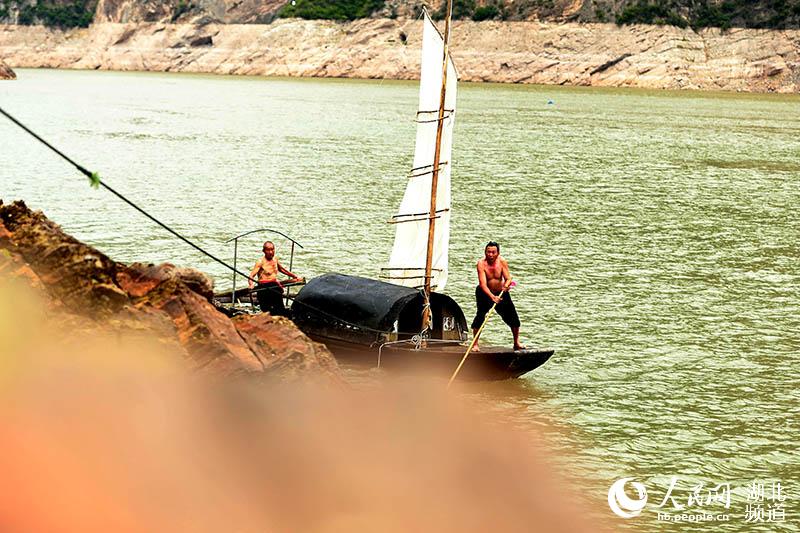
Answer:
[{"left": 310, "top": 336, "right": 554, "bottom": 381}]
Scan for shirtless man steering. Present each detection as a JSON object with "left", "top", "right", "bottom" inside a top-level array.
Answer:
[
  {"left": 248, "top": 241, "right": 302, "bottom": 316},
  {"left": 472, "top": 241, "right": 525, "bottom": 351}
]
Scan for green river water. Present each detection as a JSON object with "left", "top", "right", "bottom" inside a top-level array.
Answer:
[{"left": 1, "top": 69, "right": 798, "bottom": 531}]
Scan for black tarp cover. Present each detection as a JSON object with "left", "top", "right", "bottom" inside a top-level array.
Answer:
[{"left": 292, "top": 273, "right": 466, "bottom": 346}]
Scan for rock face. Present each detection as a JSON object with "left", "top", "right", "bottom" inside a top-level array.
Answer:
[
  {"left": 83, "top": 0, "right": 800, "bottom": 26},
  {"left": 93, "top": 0, "right": 286, "bottom": 24},
  {"left": 377, "top": 0, "right": 589, "bottom": 21},
  {"left": 0, "top": 19, "right": 798, "bottom": 93},
  {"left": 0, "top": 58, "right": 15, "bottom": 79},
  {"left": 5, "top": 0, "right": 800, "bottom": 26},
  {"left": 0, "top": 199, "right": 342, "bottom": 383}
]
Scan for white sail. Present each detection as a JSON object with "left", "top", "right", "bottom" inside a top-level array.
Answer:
[{"left": 385, "top": 10, "right": 457, "bottom": 292}]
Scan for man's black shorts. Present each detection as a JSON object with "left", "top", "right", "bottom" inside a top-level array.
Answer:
[
  {"left": 471, "top": 286, "right": 520, "bottom": 330},
  {"left": 256, "top": 281, "right": 287, "bottom": 316}
]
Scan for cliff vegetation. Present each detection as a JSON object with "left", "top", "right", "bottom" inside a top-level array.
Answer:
[
  {"left": 615, "top": 0, "right": 800, "bottom": 30},
  {"left": 278, "top": 0, "right": 385, "bottom": 20},
  {"left": 279, "top": 0, "right": 800, "bottom": 29},
  {"left": 1, "top": 0, "right": 95, "bottom": 27},
  {"left": 1, "top": 0, "right": 799, "bottom": 30}
]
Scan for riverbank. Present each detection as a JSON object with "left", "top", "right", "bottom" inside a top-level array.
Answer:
[{"left": 1, "top": 18, "right": 799, "bottom": 92}]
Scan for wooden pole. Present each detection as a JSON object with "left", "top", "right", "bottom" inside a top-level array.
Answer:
[
  {"left": 446, "top": 288, "right": 506, "bottom": 389},
  {"left": 422, "top": 0, "right": 453, "bottom": 332}
]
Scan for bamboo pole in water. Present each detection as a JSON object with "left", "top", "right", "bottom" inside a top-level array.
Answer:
[{"left": 447, "top": 288, "right": 507, "bottom": 388}]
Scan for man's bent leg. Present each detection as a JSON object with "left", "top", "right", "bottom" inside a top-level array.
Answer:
[
  {"left": 471, "top": 287, "right": 492, "bottom": 351},
  {"left": 256, "top": 285, "right": 270, "bottom": 313},
  {"left": 271, "top": 290, "right": 287, "bottom": 316},
  {"left": 471, "top": 328, "right": 481, "bottom": 351},
  {"left": 257, "top": 282, "right": 286, "bottom": 316},
  {"left": 497, "top": 294, "right": 524, "bottom": 350},
  {"left": 266, "top": 285, "right": 286, "bottom": 316},
  {"left": 511, "top": 326, "right": 526, "bottom": 351}
]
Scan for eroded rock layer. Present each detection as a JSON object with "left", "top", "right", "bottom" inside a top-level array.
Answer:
[
  {"left": 1, "top": 19, "right": 799, "bottom": 92},
  {"left": 0, "top": 58, "right": 15, "bottom": 79}
]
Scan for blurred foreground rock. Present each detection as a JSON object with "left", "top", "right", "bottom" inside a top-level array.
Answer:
[
  {"left": 0, "top": 59, "right": 15, "bottom": 79},
  {"left": 0, "top": 199, "right": 342, "bottom": 383}
]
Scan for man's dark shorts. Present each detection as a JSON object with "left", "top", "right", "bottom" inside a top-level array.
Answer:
[
  {"left": 256, "top": 281, "right": 287, "bottom": 316},
  {"left": 471, "top": 286, "right": 520, "bottom": 330}
]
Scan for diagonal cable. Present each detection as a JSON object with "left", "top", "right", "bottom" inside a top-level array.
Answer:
[{"left": 0, "top": 105, "right": 254, "bottom": 282}]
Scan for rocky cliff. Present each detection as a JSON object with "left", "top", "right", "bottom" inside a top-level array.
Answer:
[
  {"left": 0, "top": 199, "right": 342, "bottom": 383},
  {"left": 1, "top": 18, "right": 798, "bottom": 92},
  {"left": 379, "top": 0, "right": 800, "bottom": 28},
  {"left": 3, "top": 0, "right": 800, "bottom": 28},
  {"left": 93, "top": 0, "right": 286, "bottom": 24},
  {"left": 0, "top": 57, "right": 14, "bottom": 77}
]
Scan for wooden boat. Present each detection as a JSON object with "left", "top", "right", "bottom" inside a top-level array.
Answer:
[
  {"left": 292, "top": 3, "right": 555, "bottom": 380},
  {"left": 376, "top": 344, "right": 553, "bottom": 381},
  {"left": 292, "top": 274, "right": 553, "bottom": 380}
]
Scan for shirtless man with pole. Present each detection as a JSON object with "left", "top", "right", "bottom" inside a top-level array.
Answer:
[
  {"left": 471, "top": 241, "right": 525, "bottom": 351},
  {"left": 248, "top": 241, "right": 302, "bottom": 316}
]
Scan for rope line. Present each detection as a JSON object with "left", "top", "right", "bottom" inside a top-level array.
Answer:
[
  {"left": 0, "top": 106, "right": 255, "bottom": 283},
  {"left": 1, "top": 107, "right": 450, "bottom": 343}
]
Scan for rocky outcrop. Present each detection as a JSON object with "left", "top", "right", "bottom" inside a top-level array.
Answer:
[
  {"left": 234, "top": 313, "right": 340, "bottom": 380},
  {"left": 83, "top": 0, "right": 800, "bottom": 27},
  {"left": 377, "top": 0, "right": 587, "bottom": 21},
  {"left": 0, "top": 199, "right": 342, "bottom": 383},
  {"left": 2, "top": 0, "right": 799, "bottom": 31},
  {"left": 93, "top": 0, "right": 286, "bottom": 24},
  {"left": 0, "top": 58, "right": 15, "bottom": 79},
  {"left": 1, "top": 19, "right": 798, "bottom": 92}
]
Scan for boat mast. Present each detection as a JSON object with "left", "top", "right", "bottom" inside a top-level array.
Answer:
[{"left": 422, "top": 0, "right": 453, "bottom": 331}]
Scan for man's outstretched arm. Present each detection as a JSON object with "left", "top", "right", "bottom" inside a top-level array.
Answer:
[{"left": 278, "top": 262, "right": 302, "bottom": 282}]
